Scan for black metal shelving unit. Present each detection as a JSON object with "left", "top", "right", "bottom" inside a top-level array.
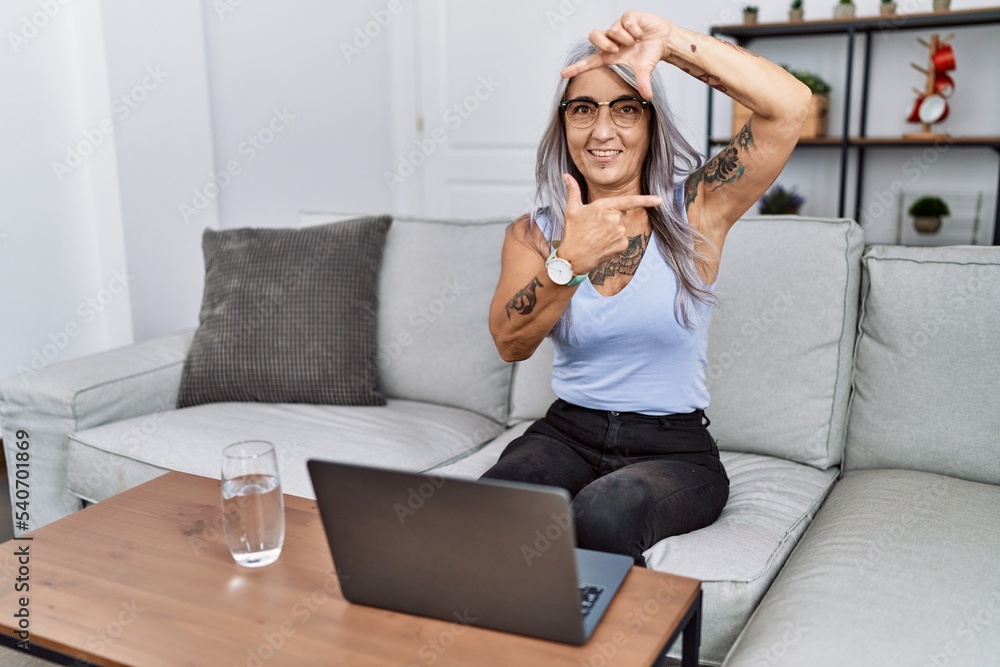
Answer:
[{"left": 708, "top": 7, "right": 1000, "bottom": 245}]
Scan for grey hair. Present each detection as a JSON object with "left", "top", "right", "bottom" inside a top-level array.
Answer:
[{"left": 532, "top": 40, "right": 717, "bottom": 330}]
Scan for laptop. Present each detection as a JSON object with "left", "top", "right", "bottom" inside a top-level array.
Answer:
[{"left": 306, "top": 459, "right": 634, "bottom": 645}]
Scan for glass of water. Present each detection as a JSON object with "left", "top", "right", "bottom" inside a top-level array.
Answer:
[{"left": 221, "top": 440, "right": 285, "bottom": 567}]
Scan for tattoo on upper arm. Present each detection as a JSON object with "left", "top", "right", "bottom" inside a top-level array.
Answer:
[
  {"left": 685, "top": 119, "right": 756, "bottom": 208},
  {"left": 734, "top": 119, "right": 755, "bottom": 152},
  {"left": 505, "top": 277, "right": 542, "bottom": 319}
]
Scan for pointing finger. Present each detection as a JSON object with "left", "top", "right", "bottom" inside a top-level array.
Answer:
[{"left": 604, "top": 194, "right": 663, "bottom": 212}]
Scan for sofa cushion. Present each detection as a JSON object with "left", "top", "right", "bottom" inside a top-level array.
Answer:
[
  {"left": 430, "top": 439, "right": 838, "bottom": 666},
  {"left": 646, "top": 451, "right": 838, "bottom": 665},
  {"left": 66, "top": 399, "right": 503, "bottom": 503},
  {"left": 429, "top": 421, "right": 532, "bottom": 478},
  {"left": 846, "top": 245, "right": 1000, "bottom": 485},
  {"left": 705, "top": 216, "right": 863, "bottom": 469},
  {"left": 178, "top": 217, "right": 392, "bottom": 408},
  {"left": 300, "top": 211, "right": 513, "bottom": 423},
  {"left": 722, "top": 469, "right": 1000, "bottom": 667}
]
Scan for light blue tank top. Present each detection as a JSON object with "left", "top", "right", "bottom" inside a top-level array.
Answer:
[{"left": 537, "top": 195, "right": 714, "bottom": 415}]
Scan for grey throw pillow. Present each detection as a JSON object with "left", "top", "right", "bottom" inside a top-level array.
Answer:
[{"left": 177, "top": 216, "right": 392, "bottom": 408}]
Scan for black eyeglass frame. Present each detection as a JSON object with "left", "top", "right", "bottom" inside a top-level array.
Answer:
[{"left": 559, "top": 95, "right": 651, "bottom": 128}]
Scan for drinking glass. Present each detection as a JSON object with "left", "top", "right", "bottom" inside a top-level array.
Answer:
[{"left": 221, "top": 440, "right": 285, "bottom": 567}]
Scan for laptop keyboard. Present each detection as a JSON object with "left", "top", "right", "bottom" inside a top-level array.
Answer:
[{"left": 579, "top": 584, "right": 605, "bottom": 616}]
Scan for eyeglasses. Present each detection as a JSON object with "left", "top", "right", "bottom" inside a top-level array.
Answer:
[{"left": 559, "top": 96, "right": 650, "bottom": 129}]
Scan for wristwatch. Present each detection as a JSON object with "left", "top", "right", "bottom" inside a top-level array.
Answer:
[{"left": 545, "top": 247, "right": 587, "bottom": 286}]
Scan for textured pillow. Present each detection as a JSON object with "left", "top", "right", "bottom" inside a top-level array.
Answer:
[{"left": 177, "top": 216, "right": 392, "bottom": 408}]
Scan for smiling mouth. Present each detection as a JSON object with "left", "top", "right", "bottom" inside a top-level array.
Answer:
[{"left": 588, "top": 149, "right": 622, "bottom": 159}]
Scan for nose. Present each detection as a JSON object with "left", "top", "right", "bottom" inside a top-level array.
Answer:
[{"left": 590, "top": 106, "right": 617, "bottom": 140}]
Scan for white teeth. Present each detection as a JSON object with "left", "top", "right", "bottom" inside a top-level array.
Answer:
[{"left": 590, "top": 150, "right": 620, "bottom": 157}]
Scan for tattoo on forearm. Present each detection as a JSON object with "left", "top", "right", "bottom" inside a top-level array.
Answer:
[
  {"left": 589, "top": 233, "right": 650, "bottom": 286},
  {"left": 685, "top": 118, "right": 755, "bottom": 208},
  {"left": 715, "top": 38, "right": 759, "bottom": 57},
  {"left": 505, "top": 277, "right": 542, "bottom": 319},
  {"left": 682, "top": 67, "right": 727, "bottom": 93}
]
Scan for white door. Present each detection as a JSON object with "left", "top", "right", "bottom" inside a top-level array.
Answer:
[{"left": 407, "top": 0, "right": 611, "bottom": 220}]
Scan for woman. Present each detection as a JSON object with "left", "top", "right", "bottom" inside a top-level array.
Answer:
[{"left": 481, "top": 11, "right": 810, "bottom": 565}]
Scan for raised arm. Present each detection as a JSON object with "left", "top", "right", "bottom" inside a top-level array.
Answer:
[{"left": 563, "top": 11, "right": 811, "bottom": 236}]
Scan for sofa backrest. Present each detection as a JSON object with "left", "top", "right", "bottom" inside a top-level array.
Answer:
[
  {"left": 505, "top": 216, "right": 864, "bottom": 471},
  {"left": 844, "top": 245, "right": 1000, "bottom": 485},
  {"left": 300, "top": 211, "right": 512, "bottom": 423},
  {"left": 508, "top": 337, "right": 557, "bottom": 425},
  {"left": 702, "top": 216, "right": 863, "bottom": 469}
]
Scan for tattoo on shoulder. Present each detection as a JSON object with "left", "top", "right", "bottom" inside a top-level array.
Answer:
[
  {"left": 505, "top": 277, "right": 542, "bottom": 319},
  {"left": 686, "top": 118, "right": 755, "bottom": 207},
  {"left": 589, "top": 233, "right": 650, "bottom": 286}
]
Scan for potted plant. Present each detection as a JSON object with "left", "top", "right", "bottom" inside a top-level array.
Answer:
[
  {"left": 733, "top": 67, "right": 831, "bottom": 139},
  {"left": 933, "top": 0, "right": 951, "bottom": 11},
  {"left": 880, "top": 0, "right": 897, "bottom": 16},
  {"left": 789, "top": 0, "right": 805, "bottom": 22},
  {"left": 834, "top": 0, "right": 856, "bottom": 19},
  {"left": 908, "top": 195, "right": 950, "bottom": 233},
  {"left": 788, "top": 67, "right": 831, "bottom": 138},
  {"left": 759, "top": 185, "right": 806, "bottom": 215},
  {"left": 743, "top": 5, "right": 759, "bottom": 24}
]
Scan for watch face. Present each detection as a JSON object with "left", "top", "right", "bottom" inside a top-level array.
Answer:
[{"left": 546, "top": 258, "right": 573, "bottom": 285}]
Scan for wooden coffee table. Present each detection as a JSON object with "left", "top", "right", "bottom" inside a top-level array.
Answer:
[{"left": 0, "top": 472, "right": 702, "bottom": 666}]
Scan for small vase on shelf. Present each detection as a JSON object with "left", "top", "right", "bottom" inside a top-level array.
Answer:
[
  {"left": 933, "top": 0, "right": 951, "bottom": 11},
  {"left": 789, "top": 0, "right": 804, "bottom": 21},
  {"left": 880, "top": 0, "right": 897, "bottom": 16},
  {"left": 834, "top": 0, "right": 856, "bottom": 18},
  {"left": 743, "top": 5, "right": 759, "bottom": 24}
]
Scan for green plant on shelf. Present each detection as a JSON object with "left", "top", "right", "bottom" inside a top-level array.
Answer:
[
  {"left": 881, "top": 0, "right": 894, "bottom": 4},
  {"left": 839, "top": 0, "right": 854, "bottom": 5},
  {"left": 759, "top": 184, "right": 805, "bottom": 215},
  {"left": 743, "top": 5, "right": 759, "bottom": 13},
  {"left": 791, "top": 0, "right": 804, "bottom": 8},
  {"left": 908, "top": 196, "right": 951, "bottom": 217},
  {"left": 781, "top": 65, "right": 832, "bottom": 96}
]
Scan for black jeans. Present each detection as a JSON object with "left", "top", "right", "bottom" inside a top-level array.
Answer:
[{"left": 480, "top": 399, "right": 730, "bottom": 566}]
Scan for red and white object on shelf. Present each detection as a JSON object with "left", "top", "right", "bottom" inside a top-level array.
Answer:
[{"left": 904, "top": 33, "right": 956, "bottom": 139}]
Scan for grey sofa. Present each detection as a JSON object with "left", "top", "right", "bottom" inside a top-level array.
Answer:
[{"left": 2, "top": 212, "right": 998, "bottom": 666}]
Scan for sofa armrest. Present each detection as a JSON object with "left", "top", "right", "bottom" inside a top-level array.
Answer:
[{"left": 0, "top": 329, "right": 194, "bottom": 532}]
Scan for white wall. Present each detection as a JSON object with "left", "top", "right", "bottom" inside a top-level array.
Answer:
[
  {"left": 200, "top": 0, "right": 398, "bottom": 228},
  {"left": 0, "top": 0, "right": 133, "bottom": 383},
  {"left": 1, "top": 0, "right": 996, "bottom": 382},
  {"left": 100, "top": 0, "right": 219, "bottom": 341}
]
